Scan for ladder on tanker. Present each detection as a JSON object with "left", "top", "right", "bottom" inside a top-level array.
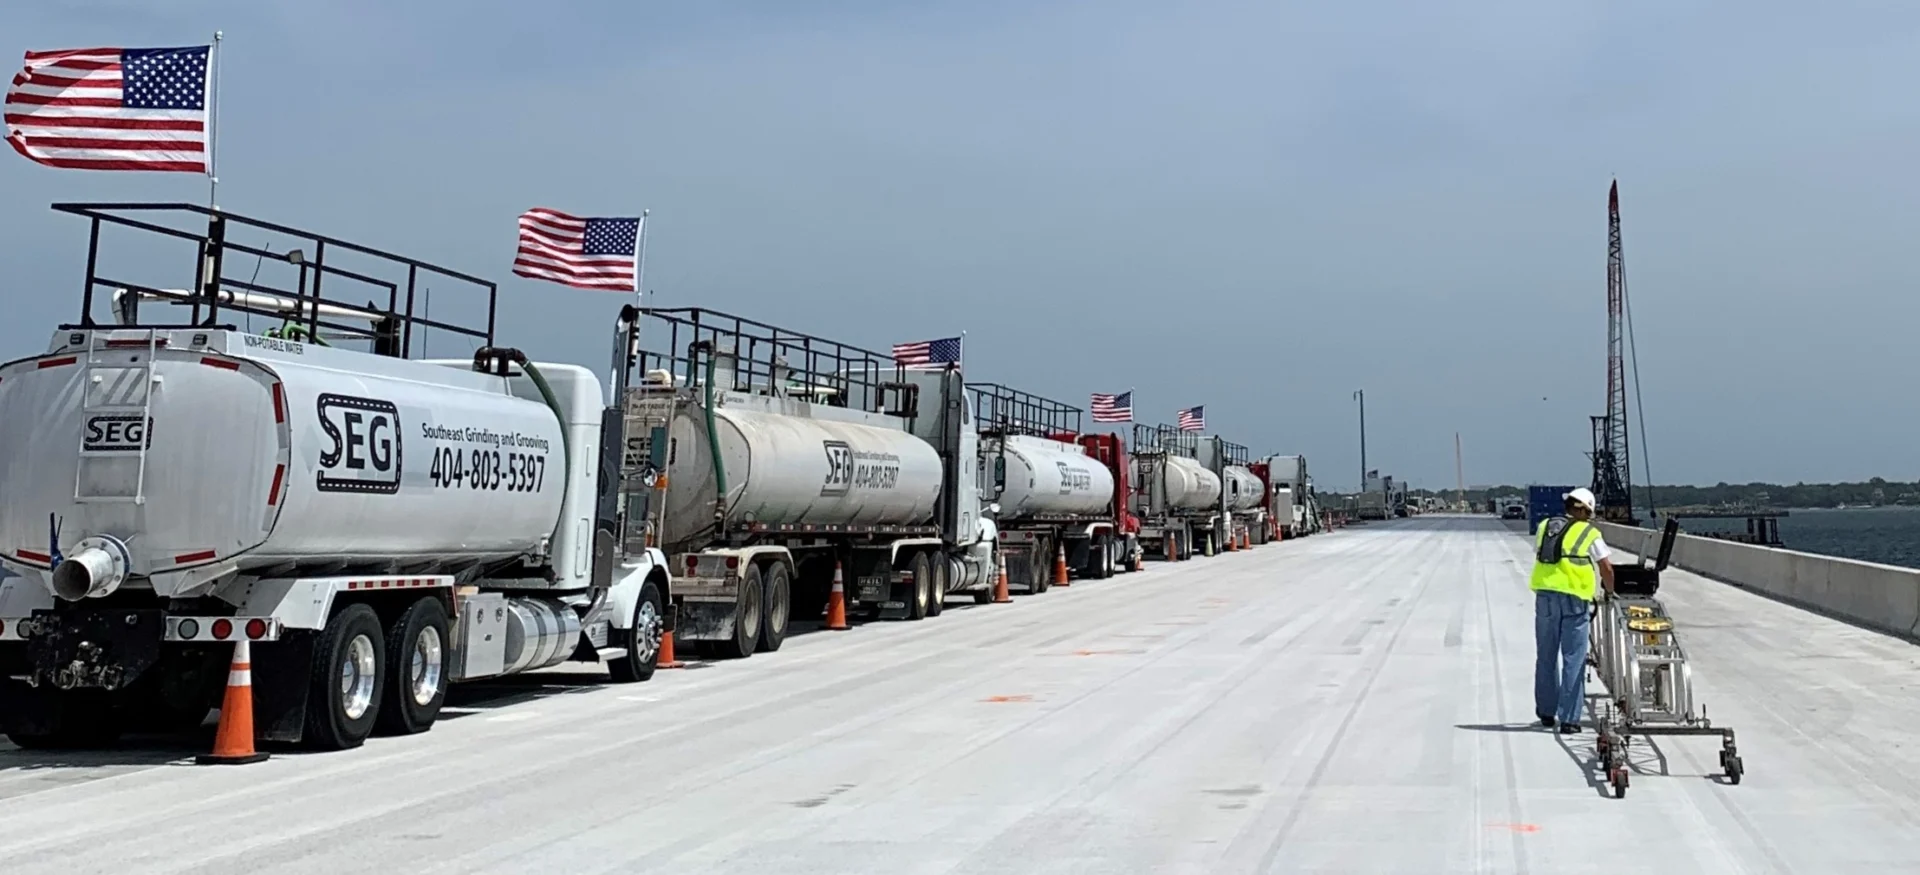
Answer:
[{"left": 73, "top": 330, "right": 162, "bottom": 505}]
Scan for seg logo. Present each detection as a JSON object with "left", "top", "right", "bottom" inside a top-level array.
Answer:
[
  {"left": 820, "top": 440, "right": 853, "bottom": 497},
  {"left": 84, "top": 415, "right": 152, "bottom": 452},
  {"left": 316, "top": 394, "right": 402, "bottom": 494}
]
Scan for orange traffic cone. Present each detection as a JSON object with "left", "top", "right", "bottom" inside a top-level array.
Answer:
[
  {"left": 826, "top": 560, "right": 851, "bottom": 630},
  {"left": 196, "top": 637, "right": 269, "bottom": 765},
  {"left": 658, "top": 630, "right": 684, "bottom": 669},
  {"left": 993, "top": 550, "right": 1013, "bottom": 603},
  {"left": 1053, "top": 543, "right": 1070, "bottom": 587}
]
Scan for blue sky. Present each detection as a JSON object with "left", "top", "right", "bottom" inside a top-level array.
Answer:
[{"left": 5, "top": 0, "right": 1918, "bottom": 490}]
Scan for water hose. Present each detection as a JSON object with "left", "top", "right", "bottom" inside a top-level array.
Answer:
[{"left": 702, "top": 346, "right": 727, "bottom": 525}]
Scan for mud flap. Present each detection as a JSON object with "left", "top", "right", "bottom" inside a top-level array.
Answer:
[{"left": 252, "top": 630, "right": 316, "bottom": 744}]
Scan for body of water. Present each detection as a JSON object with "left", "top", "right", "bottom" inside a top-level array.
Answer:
[{"left": 1680, "top": 506, "right": 1920, "bottom": 569}]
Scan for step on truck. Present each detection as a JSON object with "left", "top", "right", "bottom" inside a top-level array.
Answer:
[
  {"left": 1128, "top": 424, "right": 1223, "bottom": 560},
  {"left": 624, "top": 307, "right": 1002, "bottom": 657},
  {"left": 968, "top": 383, "right": 1139, "bottom": 592},
  {"left": 0, "top": 203, "right": 671, "bottom": 750}
]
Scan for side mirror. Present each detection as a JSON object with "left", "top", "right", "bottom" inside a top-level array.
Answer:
[
  {"left": 992, "top": 457, "right": 1006, "bottom": 490},
  {"left": 988, "top": 502, "right": 1002, "bottom": 516}
]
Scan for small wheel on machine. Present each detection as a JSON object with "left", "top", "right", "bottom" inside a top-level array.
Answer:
[
  {"left": 1726, "top": 755, "right": 1743, "bottom": 785},
  {"left": 1610, "top": 768, "right": 1629, "bottom": 799},
  {"left": 375, "top": 596, "right": 450, "bottom": 736},
  {"left": 304, "top": 602, "right": 386, "bottom": 751},
  {"left": 610, "top": 576, "right": 664, "bottom": 682}
]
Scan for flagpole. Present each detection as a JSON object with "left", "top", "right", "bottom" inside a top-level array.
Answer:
[
  {"left": 206, "top": 30, "right": 223, "bottom": 210},
  {"left": 619, "top": 210, "right": 650, "bottom": 406}
]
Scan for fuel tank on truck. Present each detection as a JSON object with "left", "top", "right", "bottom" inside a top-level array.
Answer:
[
  {"left": 1160, "top": 455, "right": 1222, "bottom": 511},
  {"left": 0, "top": 330, "right": 569, "bottom": 598},
  {"left": 1223, "top": 465, "right": 1263, "bottom": 512},
  {"left": 997, "top": 434, "right": 1115, "bottom": 519},
  {"left": 658, "top": 394, "right": 944, "bottom": 552}
]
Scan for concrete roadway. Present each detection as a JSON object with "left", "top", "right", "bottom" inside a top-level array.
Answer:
[{"left": 2, "top": 516, "right": 1918, "bottom": 874}]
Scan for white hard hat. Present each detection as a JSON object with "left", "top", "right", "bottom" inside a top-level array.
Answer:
[{"left": 1564, "top": 487, "right": 1597, "bottom": 509}]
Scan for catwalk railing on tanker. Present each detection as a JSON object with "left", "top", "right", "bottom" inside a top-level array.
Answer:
[{"left": 46, "top": 202, "right": 497, "bottom": 358}]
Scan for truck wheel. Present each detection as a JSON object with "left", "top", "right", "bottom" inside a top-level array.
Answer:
[
  {"left": 610, "top": 576, "right": 664, "bottom": 683},
  {"left": 303, "top": 602, "right": 385, "bottom": 751},
  {"left": 759, "top": 561, "right": 792, "bottom": 653},
  {"left": 719, "top": 564, "right": 764, "bottom": 659},
  {"left": 376, "top": 597, "right": 449, "bottom": 736},
  {"left": 1029, "top": 542, "right": 1050, "bottom": 594},
  {"left": 926, "top": 553, "right": 946, "bottom": 618},
  {"left": 1096, "top": 536, "right": 1115, "bottom": 579},
  {"left": 906, "top": 552, "right": 932, "bottom": 621}
]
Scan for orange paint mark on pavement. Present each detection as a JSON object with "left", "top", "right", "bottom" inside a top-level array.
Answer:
[
  {"left": 981, "top": 694, "right": 1034, "bottom": 703},
  {"left": 1486, "top": 821, "right": 1541, "bottom": 833}
]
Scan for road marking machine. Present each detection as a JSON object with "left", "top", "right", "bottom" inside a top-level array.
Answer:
[{"left": 1587, "top": 518, "right": 1744, "bottom": 798}]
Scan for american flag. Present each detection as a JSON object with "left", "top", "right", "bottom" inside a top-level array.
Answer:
[
  {"left": 4, "top": 45, "right": 211, "bottom": 173},
  {"left": 1177, "top": 405, "right": 1205, "bottom": 432},
  {"left": 892, "top": 336, "right": 961, "bottom": 368},
  {"left": 512, "top": 207, "right": 643, "bottom": 293},
  {"left": 1090, "top": 391, "right": 1132, "bottom": 423}
]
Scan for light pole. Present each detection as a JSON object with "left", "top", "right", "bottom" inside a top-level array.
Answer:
[{"left": 1353, "top": 389, "right": 1367, "bottom": 492}]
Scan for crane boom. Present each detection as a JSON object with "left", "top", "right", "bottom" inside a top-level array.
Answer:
[{"left": 1591, "top": 179, "right": 1637, "bottom": 524}]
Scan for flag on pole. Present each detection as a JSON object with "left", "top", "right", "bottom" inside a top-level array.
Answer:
[
  {"left": 1177, "top": 405, "right": 1205, "bottom": 431},
  {"left": 892, "top": 336, "right": 961, "bottom": 368},
  {"left": 1090, "top": 391, "right": 1133, "bottom": 423},
  {"left": 512, "top": 207, "right": 643, "bottom": 292},
  {"left": 4, "top": 45, "right": 211, "bottom": 172}
]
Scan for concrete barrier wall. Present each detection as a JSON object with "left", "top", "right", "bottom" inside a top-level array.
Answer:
[{"left": 1592, "top": 520, "right": 1920, "bottom": 640}]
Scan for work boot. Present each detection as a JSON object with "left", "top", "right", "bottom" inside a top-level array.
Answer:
[
  {"left": 1535, "top": 715, "right": 1556, "bottom": 729},
  {"left": 1558, "top": 722, "right": 1583, "bottom": 735}
]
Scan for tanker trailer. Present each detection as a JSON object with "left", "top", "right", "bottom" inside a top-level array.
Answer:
[
  {"left": 1213, "top": 439, "right": 1269, "bottom": 547},
  {"left": 968, "top": 383, "right": 1139, "bottom": 592},
  {"left": 630, "top": 307, "right": 1000, "bottom": 657},
  {"left": 0, "top": 204, "right": 672, "bottom": 752},
  {"left": 1128, "top": 424, "right": 1223, "bottom": 560}
]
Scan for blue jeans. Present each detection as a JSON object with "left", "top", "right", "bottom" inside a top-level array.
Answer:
[{"left": 1533, "top": 590, "right": 1591, "bottom": 725}]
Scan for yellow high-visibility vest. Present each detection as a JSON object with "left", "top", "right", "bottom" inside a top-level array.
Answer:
[{"left": 1530, "top": 517, "right": 1600, "bottom": 601}]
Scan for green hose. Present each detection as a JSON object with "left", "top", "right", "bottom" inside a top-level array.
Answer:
[
  {"left": 703, "top": 349, "right": 727, "bottom": 521},
  {"left": 519, "top": 360, "right": 572, "bottom": 505}
]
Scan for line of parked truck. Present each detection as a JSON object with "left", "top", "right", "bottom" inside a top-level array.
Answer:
[{"left": 0, "top": 202, "right": 1325, "bottom": 751}]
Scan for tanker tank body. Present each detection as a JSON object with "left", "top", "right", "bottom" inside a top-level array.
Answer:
[
  {"left": 630, "top": 307, "right": 1000, "bottom": 657},
  {"left": 1127, "top": 424, "right": 1223, "bottom": 561},
  {"left": 1204, "top": 438, "right": 1270, "bottom": 548},
  {"left": 0, "top": 204, "right": 673, "bottom": 753},
  {"left": 968, "top": 383, "right": 1139, "bottom": 593}
]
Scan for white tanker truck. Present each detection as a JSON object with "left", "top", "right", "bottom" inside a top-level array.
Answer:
[
  {"left": 623, "top": 307, "right": 1003, "bottom": 657},
  {"left": 1205, "top": 438, "right": 1270, "bottom": 548},
  {"left": 967, "top": 383, "right": 1138, "bottom": 591},
  {"left": 1127, "top": 424, "right": 1223, "bottom": 559},
  {"left": 0, "top": 203, "right": 672, "bottom": 750}
]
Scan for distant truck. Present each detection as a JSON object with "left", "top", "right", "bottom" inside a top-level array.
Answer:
[
  {"left": 1129, "top": 425, "right": 1223, "bottom": 558},
  {"left": 1255, "top": 454, "right": 1315, "bottom": 538},
  {"left": 969, "top": 383, "right": 1138, "bottom": 592}
]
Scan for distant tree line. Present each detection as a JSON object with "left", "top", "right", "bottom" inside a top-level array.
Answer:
[{"left": 1374, "top": 479, "right": 1920, "bottom": 511}]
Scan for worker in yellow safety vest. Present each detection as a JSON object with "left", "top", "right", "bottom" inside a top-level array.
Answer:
[{"left": 1530, "top": 487, "right": 1615, "bottom": 734}]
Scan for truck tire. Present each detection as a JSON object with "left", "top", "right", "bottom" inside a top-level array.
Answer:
[
  {"left": 303, "top": 602, "right": 385, "bottom": 751},
  {"left": 610, "top": 576, "right": 664, "bottom": 683},
  {"left": 1095, "top": 535, "right": 1114, "bottom": 579},
  {"left": 926, "top": 553, "right": 945, "bottom": 618},
  {"left": 759, "top": 561, "right": 791, "bottom": 653},
  {"left": 906, "top": 552, "right": 932, "bottom": 621},
  {"left": 376, "top": 597, "right": 449, "bottom": 736},
  {"left": 719, "top": 564, "right": 764, "bottom": 659},
  {"left": 1029, "top": 541, "right": 1050, "bottom": 594}
]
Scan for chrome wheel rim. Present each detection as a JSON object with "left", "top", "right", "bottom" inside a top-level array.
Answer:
[
  {"left": 634, "top": 600, "right": 661, "bottom": 662},
  {"left": 340, "top": 633, "right": 377, "bottom": 721},
  {"left": 410, "top": 625, "right": 444, "bottom": 707}
]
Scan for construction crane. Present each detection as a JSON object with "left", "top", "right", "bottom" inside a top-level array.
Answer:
[{"left": 1590, "top": 179, "right": 1638, "bottom": 525}]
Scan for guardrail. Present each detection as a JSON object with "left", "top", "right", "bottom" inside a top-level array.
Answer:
[{"left": 1590, "top": 520, "right": 1920, "bottom": 640}]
